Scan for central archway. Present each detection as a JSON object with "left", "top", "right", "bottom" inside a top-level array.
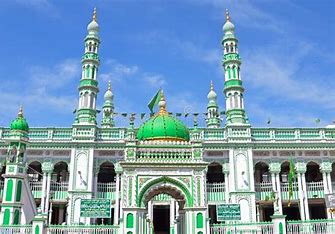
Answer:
[{"left": 137, "top": 177, "right": 192, "bottom": 208}]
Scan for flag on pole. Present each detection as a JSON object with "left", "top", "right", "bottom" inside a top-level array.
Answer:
[
  {"left": 288, "top": 159, "right": 295, "bottom": 207},
  {"left": 267, "top": 118, "right": 271, "bottom": 125},
  {"left": 315, "top": 118, "right": 321, "bottom": 124},
  {"left": 140, "top": 113, "right": 146, "bottom": 120},
  {"left": 147, "top": 89, "right": 161, "bottom": 114}
]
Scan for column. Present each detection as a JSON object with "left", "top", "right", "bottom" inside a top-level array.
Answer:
[
  {"left": 321, "top": 162, "right": 332, "bottom": 195},
  {"left": 45, "top": 173, "right": 52, "bottom": 214},
  {"left": 114, "top": 173, "right": 120, "bottom": 225},
  {"left": 40, "top": 172, "right": 47, "bottom": 212},
  {"left": 42, "top": 162, "right": 53, "bottom": 215},
  {"left": 222, "top": 163, "right": 229, "bottom": 203},
  {"left": 275, "top": 173, "right": 283, "bottom": 214},
  {"left": 301, "top": 173, "right": 310, "bottom": 220},
  {"left": 296, "top": 162, "right": 308, "bottom": 220},
  {"left": 269, "top": 162, "right": 282, "bottom": 214},
  {"left": 297, "top": 173, "right": 305, "bottom": 220},
  {"left": 327, "top": 172, "right": 333, "bottom": 194}
]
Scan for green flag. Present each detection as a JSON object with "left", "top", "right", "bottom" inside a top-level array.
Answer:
[
  {"left": 315, "top": 118, "right": 321, "bottom": 124},
  {"left": 147, "top": 89, "right": 161, "bottom": 113}
]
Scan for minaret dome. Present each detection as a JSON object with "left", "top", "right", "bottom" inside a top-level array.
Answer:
[
  {"left": 223, "top": 9, "right": 235, "bottom": 32},
  {"left": 87, "top": 7, "right": 99, "bottom": 33}
]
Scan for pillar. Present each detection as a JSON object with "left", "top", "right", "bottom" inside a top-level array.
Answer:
[
  {"left": 114, "top": 173, "right": 121, "bottom": 225},
  {"left": 269, "top": 162, "right": 283, "bottom": 215},
  {"left": 222, "top": 163, "right": 229, "bottom": 203},
  {"left": 41, "top": 162, "right": 53, "bottom": 216},
  {"left": 296, "top": 162, "right": 308, "bottom": 220},
  {"left": 297, "top": 173, "right": 306, "bottom": 220},
  {"left": 32, "top": 212, "right": 48, "bottom": 234},
  {"left": 40, "top": 172, "right": 47, "bottom": 212},
  {"left": 271, "top": 214, "right": 286, "bottom": 234}
]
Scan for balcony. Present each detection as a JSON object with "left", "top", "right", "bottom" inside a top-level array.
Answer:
[
  {"left": 29, "top": 181, "right": 69, "bottom": 201},
  {"left": 281, "top": 182, "right": 299, "bottom": 200},
  {"left": 207, "top": 182, "right": 225, "bottom": 202},
  {"left": 255, "top": 182, "right": 273, "bottom": 201},
  {"left": 306, "top": 181, "right": 324, "bottom": 199},
  {"left": 97, "top": 182, "right": 116, "bottom": 200}
]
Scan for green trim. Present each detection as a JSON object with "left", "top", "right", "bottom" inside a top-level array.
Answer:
[
  {"left": 13, "top": 209, "right": 20, "bottom": 225},
  {"left": 16, "top": 180, "right": 22, "bottom": 202},
  {"left": 196, "top": 213, "right": 203, "bottom": 228},
  {"left": 224, "top": 79, "right": 243, "bottom": 88},
  {"left": 3, "top": 208, "right": 10, "bottom": 225},
  {"left": 35, "top": 225, "right": 40, "bottom": 234},
  {"left": 126, "top": 213, "right": 134, "bottom": 228},
  {"left": 5, "top": 179, "right": 13, "bottom": 201}
]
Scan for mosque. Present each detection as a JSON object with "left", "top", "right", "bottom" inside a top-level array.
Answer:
[{"left": 0, "top": 8, "right": 334, "bottom": 234}]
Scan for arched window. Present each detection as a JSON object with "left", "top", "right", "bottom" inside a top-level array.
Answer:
[
  {"left": 83, "top": 92, "right": 89, "bottom": 107},
  {"left": 207, "top": 162, "right": 224, "bottom": 183},
  {"left": 227, "top": 66, "right": 232, "bottom": 79},
  {"left": 86, "top": 65, "right": 90, "bottom": 78},
  {"left": 91, "top": 66, "right": 95, "bottom": 79},
  {"left": 228, "top": 93, "right": 233, "bottom": 109},
  {"left": 237, "top": 67, "right": 240, "bottom": 79},
  {"left": 230, "top": 42, "right": 234, "bottom": 53},
  {"left": 234, "top": 92, "right": 239, "bottom": 108},
  {"left": 225, "top": 43, "right": 229, "bottom": 53},
  {"left": 232, "top": 65, "right": 237, "bottom": 78}
]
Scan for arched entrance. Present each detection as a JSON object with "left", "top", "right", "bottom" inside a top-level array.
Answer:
[
  {"left": 143, "top": 184, "right": 186, "bottom": 234},
  {"left": 134, "top": 178, "right": 196, "bottom": 234}
]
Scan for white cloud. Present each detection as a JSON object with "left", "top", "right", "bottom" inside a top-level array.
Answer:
[
  {"left": 142, "top": 74, "right": 167, "bottom": 88},
  {"left": 0, "top": 59, "right": 79, "bottom": 124},
  {"left": 100, "top": 59, "right": 167, "bottom": 88}
]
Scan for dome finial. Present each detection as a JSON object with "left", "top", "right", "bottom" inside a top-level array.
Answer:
[
  {"left": 158, "top": 89, "right": 167, "bottom": 115},
  {"left": 18, "top": 105, "right": 24, "bottom": 118},
  {"left": 108, "top": 80, "right": 111, "bottom": 91},
  {"left": 93, "top": 7, "right": 97, "bottom": 22},
  {"left": 210, "top": 80, "right": 214, "bottom": 91},
  {"left": 225, "top": 9, "right": 230, "bottom": 22}
]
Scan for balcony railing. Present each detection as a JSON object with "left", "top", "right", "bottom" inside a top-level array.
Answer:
[
  {"left": 281, "top": 182, "right": 299, "bottom": 200},
  {"left": 307, "top": 181, "right": 324, "bottom": 199},
  {"left": 97, "top": 182, "right": 116, "bottom": 200},
  {"left": 29, "top": 180, "right": 68, "bottom": 200},
  {"left": 207, "top": 182, "right": 225, "bottom": 202},
  {"left": 255, "top": 182, "right": 273, "bottom": 201}
]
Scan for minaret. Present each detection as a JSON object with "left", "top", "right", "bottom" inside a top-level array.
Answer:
[
  {"left": 206, "top": 81, "right": 221, "bottom": 128},
  {"left": 222, "top": 10, "right": 248, "bottom": 125},
  {"left": 0, "top": 107, "right": 36, "bottom": 225},
  {"left": 74, "top": 8, "right": 100, "bottom": 125},
  {"left": 101, "top": 81, "right": 115, "bottom": 128}
]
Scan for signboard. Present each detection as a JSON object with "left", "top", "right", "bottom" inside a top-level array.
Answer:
[
  {"left": 325, "top": 194, "right": 335, "bottom": 208},
  {"left": 80, "top": 199, "right": 111, "bottom": 218},
  {"left": 216, "top": 204, "right": 241, "bottom": 221}
]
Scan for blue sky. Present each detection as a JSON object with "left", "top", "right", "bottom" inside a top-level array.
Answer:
[{"left": 0, "top": 0, "right": 334, "bottom": 128}]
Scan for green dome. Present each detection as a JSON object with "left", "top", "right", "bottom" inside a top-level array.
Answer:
[
  {"left": 10, "top": 107, "right": 29, "bottom": 132},
  {"left": 137, "top": 114, "right": 190, "bottom": 141}
]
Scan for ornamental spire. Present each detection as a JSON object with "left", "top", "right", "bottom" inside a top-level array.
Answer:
[
  {"left": 18, "top": 105, "right": 24, "bottom": 118},
  {"left": 93, "top": 7, "right": 97, "bottom": 22},
  {"left": 225, "top": 9, "right": 230, "bottom": 22},
  {"left": 158, "top": 90, "right": 167, "bottom": 115},
  {"left": 108, "top": 80, "right": 111, "bottom": 91}
]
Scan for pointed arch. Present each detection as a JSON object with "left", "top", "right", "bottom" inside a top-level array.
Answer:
[{"left": 137, "top": 177, "right": 192, "bottom": 208}]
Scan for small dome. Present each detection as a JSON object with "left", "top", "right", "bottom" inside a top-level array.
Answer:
[
  {"left": 137, "top": 91, "right": 190, "bottom": 141},
  {"left": 223, "top": 9, "right": 235, "bottom": 33},
  {"left": 10, "top": 107, "right": 29, "bottom": 132},
  {"left": 104, "top": 82, "right": 113, "bottom": 100},
  {"left": 207, "top": 81, "right": 217, "bottom": 100},
  {"left": 87, "top": 8, "right": 99, "bottom": 33},
  {"left": 87, "top": 21, "right": 99, "bottom": 32},
  {"left": 223, "top": 21, "right": 235, "bottom": 32}
]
